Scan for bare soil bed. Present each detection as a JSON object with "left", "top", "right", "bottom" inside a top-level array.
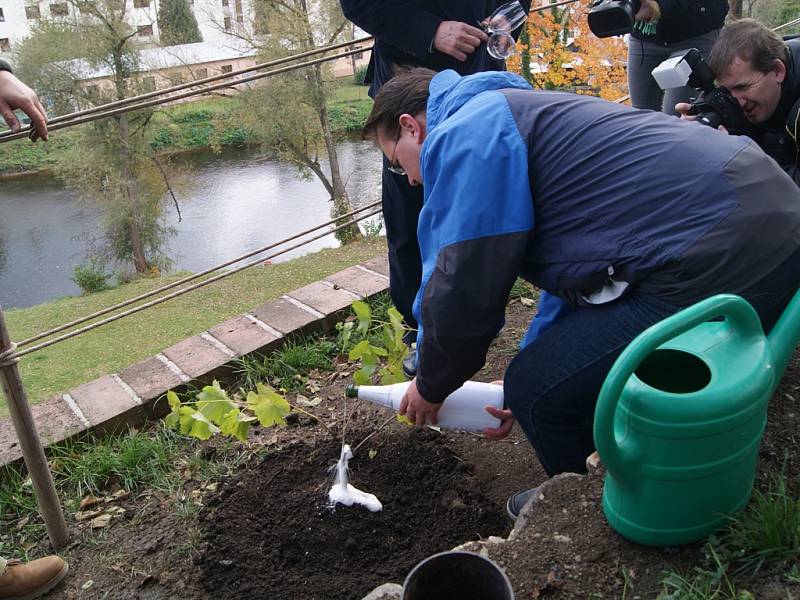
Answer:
[{"left": 41, "top": 299, "right": 800, "bottom": 599}]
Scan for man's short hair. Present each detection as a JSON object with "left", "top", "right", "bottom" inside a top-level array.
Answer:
[
  {"left": 362, "top": 68, "right": 436, "bottom": 142},
  {"left": 708, "top": 18, "right": 788, "bottom": 76}
]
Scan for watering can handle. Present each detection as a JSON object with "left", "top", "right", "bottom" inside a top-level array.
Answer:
[{"left": 593, "top": 294, "right": 763, "bottom": 480}]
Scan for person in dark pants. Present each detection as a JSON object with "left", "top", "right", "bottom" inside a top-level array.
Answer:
[
  {"left": 627, "top": 0, "right": 727, "bottom": 115},
  {"left": 362, "top": 67, "right": 800, "bottom": 521},
  {"left": 340, "top": 1, "right": 531, "bottom": 363}
]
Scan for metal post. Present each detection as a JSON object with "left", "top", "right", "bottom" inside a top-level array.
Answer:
[{"left": 0, "top": 306, "right": 68, "bottom": 549}]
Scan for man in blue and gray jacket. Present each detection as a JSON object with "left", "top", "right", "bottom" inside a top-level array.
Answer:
[
  {"left": 340, "top": 1, "right": 530, "bottom": 371},
  {"left": 362, "top": 67, "right": 800, "bottom": 520}
]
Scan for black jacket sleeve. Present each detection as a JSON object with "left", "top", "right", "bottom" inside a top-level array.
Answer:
[
  {"left": 340, "top": 1, "right": 443, "bottom": 61},
  {"left": 0, "top": 59, "right": 11, "bottom": 73}
]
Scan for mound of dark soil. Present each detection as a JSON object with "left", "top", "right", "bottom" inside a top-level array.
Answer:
[{"left": 197, "top": 429, "right": 512, "bottom": 599}]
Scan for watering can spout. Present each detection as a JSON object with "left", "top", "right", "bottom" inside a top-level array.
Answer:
[{"left": 767, "top": 288, "right": 800, "bottom": 381}]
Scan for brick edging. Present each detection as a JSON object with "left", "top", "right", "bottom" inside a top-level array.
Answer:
[{"left": 0, "top": 255, "right": 391, "bottom": 467}]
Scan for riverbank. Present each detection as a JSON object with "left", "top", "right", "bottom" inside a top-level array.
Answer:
[
  {"left": 1, "top": 236, "right": 386, "bottom": 415},
  {"left": 0, "top": 82, "right": 372, "bottom": 176}
]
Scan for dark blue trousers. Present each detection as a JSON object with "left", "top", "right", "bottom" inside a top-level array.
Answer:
[
  {"left": 382, "top": 155, "right": 424, "bottom": 344},
  {"left": 504, "top": 248, "right": 800, "bottom": 477}
]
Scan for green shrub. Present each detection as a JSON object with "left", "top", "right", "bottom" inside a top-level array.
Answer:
[
  {"left": 217, "top": 125, "right": 252, "bottom": 146},
  {"left": 71, "top": 257, "right": 112, "bottom": 294},
  {"left": 150, "top": 126, "right": 177, "bottom": 150},
  {"left": 181, "top": 122, "right": 215, "bottom": 147},
  {"left": 354, "top": 64, "right": 369, "bottom": 86},
  {"left": 328, "top": 101, "right": 372, "bottom": 134},
  {"left": 172, "top": 108, "right": 215, "bottom": 123}
]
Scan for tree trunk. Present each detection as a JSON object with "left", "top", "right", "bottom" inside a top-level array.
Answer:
[
  {"left": 113, "top": 48, "right": 151, "bottom": 273},
  {"left": 298, "top": 2, "right": 362, "bottom": 243},
  {"left": 349, "top": 23, "right": 358, "bottom": 76},
  {"left": 730, "top": 0, "right": 743, "bottom": 19}
]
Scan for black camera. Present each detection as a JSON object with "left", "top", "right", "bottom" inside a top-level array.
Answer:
[
  {"left": 651, "top": 48, "right": 750, "bottom": 135},
  {"left": 587, "top": 0, "right": 640, "bottom": 38}
]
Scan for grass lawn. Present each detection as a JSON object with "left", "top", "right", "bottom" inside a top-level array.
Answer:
[
  {"left": 1, "top": 237, "right": 386, "bottom": 415},
  {"left": 331, "top": 80, "right": 371, "bottom": 104}
]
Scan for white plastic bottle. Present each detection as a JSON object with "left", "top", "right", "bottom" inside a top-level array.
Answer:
[{"left": 346, "top": 380, "right": 504, "bottom": 432}]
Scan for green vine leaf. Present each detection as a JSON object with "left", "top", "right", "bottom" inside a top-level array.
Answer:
[
  {"left": 196, "top": 380, "right": 237, "bottom": 425},
  {"left": 246, "top": 383, "right": 291, "bottom": 428},
  {"left": 352, "top": 300, "right": 371, "bottom": 335},
  {"left": 186, "top": 410, "right": 221, "bottom": 440},
  {"left": 220, "top": 407, "right": 255, "bottom": 441},
  {"left": 348, "top": 339, "right": 373, "bottom": 361},
  {"left": 164, "top": 390, "right": 182, "bottom": 429}
]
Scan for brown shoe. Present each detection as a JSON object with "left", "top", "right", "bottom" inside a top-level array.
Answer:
[{"left": 0, "top": 556, "right": 68, "bottom": 600}]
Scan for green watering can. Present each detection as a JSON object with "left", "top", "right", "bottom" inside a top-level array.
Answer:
[{"left": 594, "top": 291, "right": 800, "bottom": 546}]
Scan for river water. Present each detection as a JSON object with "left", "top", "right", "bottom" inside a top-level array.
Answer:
[{"left": 0, "top": 141, "right": 383, "bottom": 309}]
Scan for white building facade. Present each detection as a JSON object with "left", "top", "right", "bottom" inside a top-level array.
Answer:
[{"left": 0, "top": 0, "right": 251, "bottom": 59}]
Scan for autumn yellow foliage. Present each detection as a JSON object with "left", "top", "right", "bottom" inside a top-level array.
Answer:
[{"left": 507, "top": 0, "right": 628, "bottom": 101}]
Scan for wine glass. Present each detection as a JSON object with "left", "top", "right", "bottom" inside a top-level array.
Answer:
[{"left": 484, "top": 1, "right": 528, "bottom": 59}]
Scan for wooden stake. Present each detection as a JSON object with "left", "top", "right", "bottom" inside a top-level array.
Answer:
[{"left": 0, "top": 306, "right": 68, "bottom": 549}]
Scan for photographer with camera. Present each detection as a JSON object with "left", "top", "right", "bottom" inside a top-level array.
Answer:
[
  {"left": 624, "top": 0, "right": 727, "bottom": 115},
  {"left": 676, "top": 19, "right": 800, "bottom": 184}
]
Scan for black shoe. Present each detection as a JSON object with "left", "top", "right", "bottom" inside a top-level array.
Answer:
[
  {"left": 402, "top": 346, "right": 417, "bottom": 379},
  {"left": 506, "top": 486, "right": 542, "bottom": 522}
]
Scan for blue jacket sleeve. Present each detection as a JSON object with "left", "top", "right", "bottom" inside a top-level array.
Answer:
[
  {"left": 340, "top": 1, "right": 443, "bottom": 61},
  {"left": 519, "top": 291, "right": 571, "bottom": 349},
  {"left": 413, "top": 92, "right": 535, "bottom": 403}
]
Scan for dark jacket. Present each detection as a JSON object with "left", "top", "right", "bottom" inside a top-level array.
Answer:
[
  {"left": 750, "top": 38, "right": 800, "bottom": 185},
  {"left": 630, "top": 0, "right": 728, "bottom": 45},
  {"left": 412, "top": 70, "right": 800, "bottom": 403},
  {"left": 340, "top": 1, "right": 531, "bottom": 96}
]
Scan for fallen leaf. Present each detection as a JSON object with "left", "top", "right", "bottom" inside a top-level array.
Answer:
[
  {"left": 90, "top": 514, "right": 112, "bottom": 529},
  {"left": 81, "top": 580, "right": 94, "bottom": 591},
  {"left": 297, "top": 395, "right": 322, "bottom": 407},
  {"left": 74, "top": 509, "right": 103, "bottom": 522},
  {"left": 520, "top": 297, "right": 535, "bottom": 307},
  {"left": 368, "top": 449, "right": 377, "bottom": 460},
  {"left": 80, "top": 495, "right": 101, "bottom": 510},
  {"left": 110, "top": 490, "right": 131, "bottom": 502},
  {"left": 15, "top": 517, "right": 29, "bottom": 531}
]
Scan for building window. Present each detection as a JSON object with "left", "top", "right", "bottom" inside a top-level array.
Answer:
[
  {"left": 223, "top": 16, "right": 231, "bottom": 30},
  {"left": 141, "top": 76, "right": 156, "bottom": 91},
  {"left": 0, "top": 8, "right": 5, "bottom": 22},
  {"left": 25, "top": 5, "right": 41, "bottom": 18},
  {"left": 133, "top": 0, "right": 150, "bottom": 7},
  {"left": 137, "top": 24, "right": 153, "bottom": 36},
  {"left": 234, "top": 0, "right": 241, "bottom": 11},
  {"left": 236, "top": 14, "right": 243, "bottom": 23},
  {"left": 86, "top": 85, "right": 99, "bottom": 98},
  {"left": 221, "top": 0, "right": 228, "bottom": 6},
  {"left": 50, "top": 3, "right": 68, "bottom": 16},
  {"left": 220, "top": 64, "right": 233, "bottom": 74},
  {"left": 0, "top": 39, "right": 10, "bottom": 52},
  {"left": 195, "top": 67, "right": 208, "bottom": 79}
]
